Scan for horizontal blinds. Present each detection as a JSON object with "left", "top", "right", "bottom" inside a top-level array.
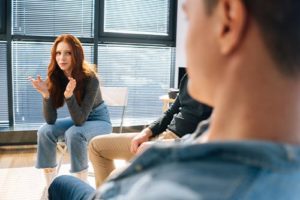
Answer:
[
  {"left": 98, "top": 44, "right": 175, "bottom": 126},
  {"left": 12, "top": 41, "right": 94, "bottom": 126},
  {"left": 12, "top": 0, "right": 94, "bottom": 37},
  {"left": 0, "top": 41, "right": 8, "bottom": 126},
  {"left": 104, "top": 0, "right": 170, "bottom": 35}
]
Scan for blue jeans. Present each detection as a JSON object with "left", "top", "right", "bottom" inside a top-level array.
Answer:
[
  {"left": 36, "top": 103, "right": 112, "bottom": 173},
  {"left": 49, "top": 175, "right": 95, "bottom": 200}
]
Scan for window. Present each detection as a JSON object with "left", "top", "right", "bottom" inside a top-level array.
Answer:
[
  {"left": 0, "top": 0, "right": 6, "bottom": 34},
  {"left": 7, "top": 0, "right": 177, "bottom": 128},
  {"left": 12, "top": 0, "right": 94, "bottom": 37},
  {"left": 11, "top": 0, "right": 95, "bottom": 127},
  {"left": 0, "top": 42, "right": 8, "bottom": 126},
  {"left": 104, "top": 0, "right": 170, "bottom": 36},
  {"left": 12, "top": 41, "right": 94, "bottom": 126},
  {"left": 100, "top": 0, "right": 176, "bottom": 44},
  {"left": 98, "top": 0, "right": 176, "bottom": 126},
  {"left": 98, "top": 44, "right": 175, "bottom": 126}
]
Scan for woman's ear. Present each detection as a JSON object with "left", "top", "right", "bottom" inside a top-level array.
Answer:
[{"left": 216, "top": 0, "right": 247, "bottom": 55}]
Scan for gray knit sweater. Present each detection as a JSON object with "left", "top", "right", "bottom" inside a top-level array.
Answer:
[{"left": 42, "top": 75, "right": 103, "bottom": 126}]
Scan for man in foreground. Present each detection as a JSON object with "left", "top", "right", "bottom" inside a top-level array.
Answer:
[{"left": 49, "top": 0, "right": 300, "bottom": 199}]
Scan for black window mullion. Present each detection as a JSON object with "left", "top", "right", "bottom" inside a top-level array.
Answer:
[
  {"left": 168, "top": 0, "right": 178, "bottom": 44},
  {"left": 12, "top": 35, "right": 94, "bottom": 43},
  {"left": 0, "top": 0, "right": 6, "bottom": 34},
  {"left": 98, "top": 0, "right": 105, "bottom": 42},
  {"left": 168, "top": 0, "right": 177, "bottom": 88},
  {"left": 98, "top": 35, "right": 175, "bottom": 47},
  {"left": 93, "top": 0, "right": 100, "bottom": 66},
  {"left": 6, "top": 0, "right": 13, "bottom": 127}
]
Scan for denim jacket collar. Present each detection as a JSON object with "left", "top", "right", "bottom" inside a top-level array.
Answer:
[{"left": 108, "top": 140, "right": 300, "bottom": 183}]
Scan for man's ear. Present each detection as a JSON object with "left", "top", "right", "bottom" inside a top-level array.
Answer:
[{"left": 216, "top": 0, "right": 247, "bottom": 55}]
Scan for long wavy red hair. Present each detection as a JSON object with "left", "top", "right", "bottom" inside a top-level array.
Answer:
[{"left": 47, "top": 34, "right": 96, "bottom": 108}]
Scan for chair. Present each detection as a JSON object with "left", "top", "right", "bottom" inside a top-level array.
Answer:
[
  {"left": 100, "top": 86, "right": 128, "bottom": 133},
  {"left": 56, "top": 86, "right": 128, "bottom": 174}
]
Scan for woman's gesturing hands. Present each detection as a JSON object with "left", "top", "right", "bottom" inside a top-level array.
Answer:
[
  {"left": 29, "top": 75, "right": 76, "bottom": 99},
  {"left": 64, "top": 77, "right": 76, "bottom": 99},
  {"left": 29, "top": 75, "right": 49, "bottom": 99}
]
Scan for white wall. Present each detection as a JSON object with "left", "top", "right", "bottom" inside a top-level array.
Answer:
[{"left": 175, "top": 0, "right": 188, "bottom": 87}]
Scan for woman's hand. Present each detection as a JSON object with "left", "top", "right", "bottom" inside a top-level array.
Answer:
[
  {"left": 64, "top": 77, "right": 76, "bottom": 99},
  {"left": 28, "top": 75, "right": 49, "bottom": 99}
]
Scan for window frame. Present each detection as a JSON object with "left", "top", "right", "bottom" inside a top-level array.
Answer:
[{"left": 0, "top": 0, "right": 6, "bottom": 34}]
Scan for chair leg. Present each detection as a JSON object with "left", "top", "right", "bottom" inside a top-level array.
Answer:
[
  {"left": 119, "top": 107, "right": 126, "bottom": 133},
  {"left": 57, "top": 145, "right": 67, "bottom": 174}
]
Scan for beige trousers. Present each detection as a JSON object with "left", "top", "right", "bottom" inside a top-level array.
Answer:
[{"left": 88, "top": 130, "right": 178, "bottom": 188}]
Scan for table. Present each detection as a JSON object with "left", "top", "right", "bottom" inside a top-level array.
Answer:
[{"left": 159, "top": 95, "right": 176, "bottom": 112}]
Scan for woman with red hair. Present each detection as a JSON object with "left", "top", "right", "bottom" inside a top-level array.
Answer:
[{"left": 29, "top": 34, "right": 112, "bottom": 189}]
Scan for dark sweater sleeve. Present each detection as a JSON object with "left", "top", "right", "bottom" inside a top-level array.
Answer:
[
  {"left": 65, "top": 76, "right": 99, "bottom": 126},
  {"left": 148, "top": 96, "right": 181, "bottom": 136},
  {"left": 43, "top": 97, "right": 57, "bottom": 124}
]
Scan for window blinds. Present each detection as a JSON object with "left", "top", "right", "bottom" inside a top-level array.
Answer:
[
  {"left": 104, "top": 0, "right": 170, "bottom": 35},
  {"left": 98, "top": 44, "right": 175, "bottom": 126},
  {"left": 12, "top": 0, "right": 94, "bottom": 37},
  {"left": 0, "top": 42, "right": 8, "bottom": 126}
]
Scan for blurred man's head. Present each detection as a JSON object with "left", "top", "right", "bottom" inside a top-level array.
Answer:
[{"left": 184, "top": 0, "right": 300, "bottom": 106}]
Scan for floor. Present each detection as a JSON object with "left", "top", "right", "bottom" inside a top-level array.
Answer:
[
  {"left": 0, "top": 144, "right": 127, "bottom": 200},
  {"left": 0, "top": 145, "right": 94, "bottom": 200},
  {"left": 0, "top": 145, "right": 41, "bottom": 168}
]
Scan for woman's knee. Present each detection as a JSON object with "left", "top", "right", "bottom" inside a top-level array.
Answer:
[
  {"left": 65, "top": 126, "right": 85, "bottom": 143},
  {"left": 37, "top": 124, "right": 55, "bottom": 140}
]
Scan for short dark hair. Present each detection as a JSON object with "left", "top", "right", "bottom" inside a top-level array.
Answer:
[
  {"left": 204, "top": 0, "right": 218, "bottom": 15},
  {"left": 204, "top": 0, "right": 300, "bottom": 77}
]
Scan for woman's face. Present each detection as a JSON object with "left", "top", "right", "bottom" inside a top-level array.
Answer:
[{"left": 56, "top": 41, "right": 73, "bottom": 77}]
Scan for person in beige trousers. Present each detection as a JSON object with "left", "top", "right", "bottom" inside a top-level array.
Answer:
[{"left": 88, "top": 74, "right": 213, "bottom": 187}]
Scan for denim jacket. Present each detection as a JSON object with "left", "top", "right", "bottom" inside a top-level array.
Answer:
[{"left": 92, "top": 122, "right": 300, "bottom": 200}]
